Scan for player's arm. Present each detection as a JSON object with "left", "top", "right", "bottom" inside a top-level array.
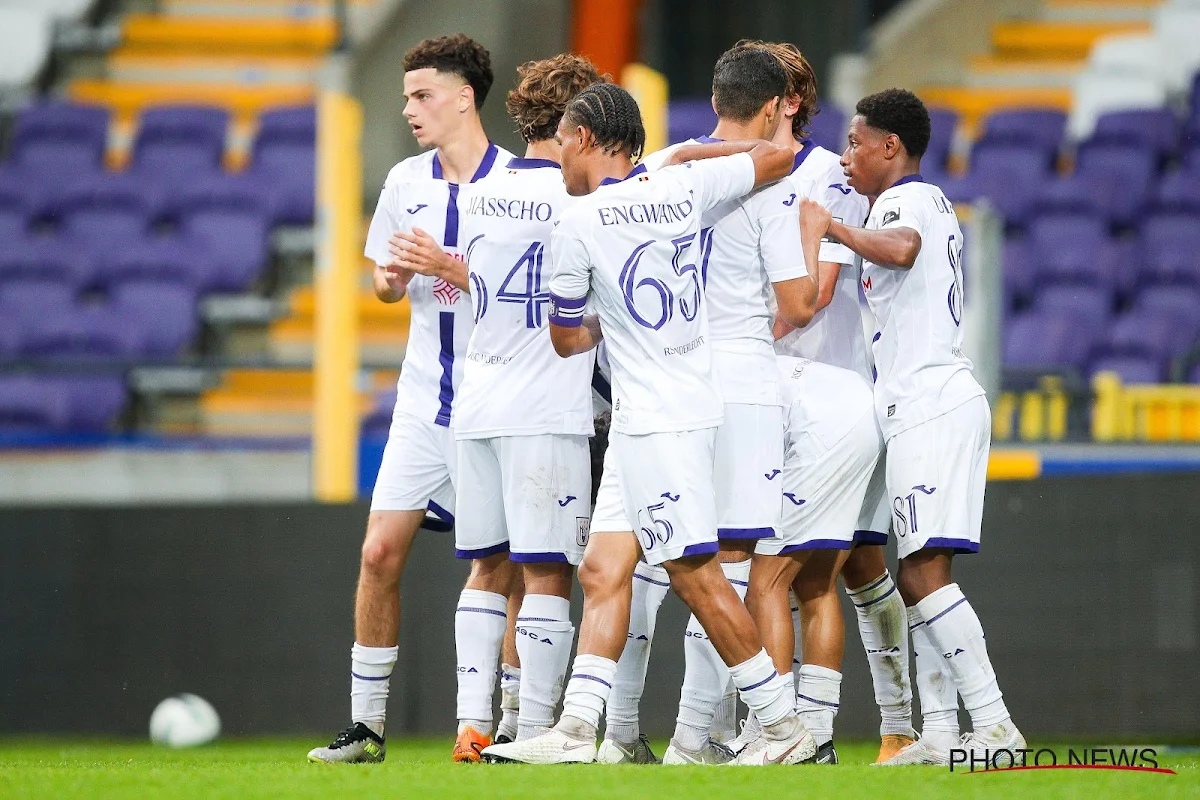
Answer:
[
  {"left": 546, "top": 229, "right": 600, "bottom": 357},
  {"left": 389, "top": 227, "right": 469, "bottom": 291},
  {"left": 805, "top": 199, "right": 922, "bottom": 269},
  {"left": 773, "top": 200, "right": 826, "bottom": 327},
  {"left": 365, "top": 182, "right": 413, "bottom": 303},
  {"left": 662, "top": 139, "right": 793, "bottom": 188},
  {"left": 758, "top": 184, "right": 819, "bottom": 328}
]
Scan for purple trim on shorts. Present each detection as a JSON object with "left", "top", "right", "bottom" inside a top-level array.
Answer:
[
  {"left": 737, "top": 673, "right": 779, "bottom": 692},
  {"left": 717, "top": 526, "right": 775, "bottom": 540},
  {"left": 634, "top": 571, "right": 670, "bottom": 587},
  {"left": 853, "top": 584, "right": 897, "bottom": 609},
  {"left": 853, "top": 529, "right": 888, "bottom": 545},
  {"left": 454, "top": 541, "right": 510, "bottom": 560},
  {"left": 509, "top": 551, "right": 570, "bottom": 564},
  {"left": 571, "top": 673, "right": 612, "bottom": 688},
  {"left": 351, "top": 671, "right": 391, "bottom": 682},
  {"left": 676, "top": 541, "right": 720, "bottom": 559},
  {"left": 778, "top": 538, "right": 853, "bottom": 554},
  {"left": 924, "top": 596, "right": 967, "bottom": 626},
  {"left": 456, "top": 606, "right": 507, "bottom": 618},
  {"left": 918, "top": 537, "right": 980, "bottom": 555},
  {"left": 796, "top": 693, "right": 840, "bottom": 708},
  {"left": 427, "top": 500, "right": 454, "bottom": 525}
]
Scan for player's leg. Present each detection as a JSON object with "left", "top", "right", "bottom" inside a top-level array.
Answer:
[
  {"left": 792, "top": 547, "right": 853, "bottom": 763},
  {"left": 496, "top": 577, "right": 524, "bottom": 744},
  {"left": 308, "top": 411, "right": 449, "bottom": 764},
  {"left": 674, "top": 403, "right": 780, "bottom": 757},
  {"left": 452, "top": 436, "right": 517, "bottom": 761},
  {"left": 886, "top": 397, "right": 1022, "bottom": 764}
]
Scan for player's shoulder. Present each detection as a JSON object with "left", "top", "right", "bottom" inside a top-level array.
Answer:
[
  {"left": 639, "top": 140, "right": 692, "bottom": 171},
  {"left": 382, "top": 150, "right": 438, "bottom": 187}
]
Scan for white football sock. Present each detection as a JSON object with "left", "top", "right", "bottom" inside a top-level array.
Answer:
[
  {"left": 560, "top": 653, "right": 617, "bottom": 731},
  {"left": 915, "top": 584, "right": 1011, "bottom": 736},
  {"left": 605, "top": 562, "right": 670, "bottom": 744},
  {"left": 497, "top": 663, "right": 520, "bottom": 741},
  {"left": 909, "top": 606, "right": 959, "bottom": 749},
  {"left": 675, "top": 560, "right": 750, "bottom": 750},
  {"left": 795, "top": 664, "right": 841, "bottom": 745},
  {"left": 790, "top": 591, "right": 803, "bottom": 683},
  {"left": 729, "top": 648, "right": 794, "bottom": 730},
  {"left": 711, "top": 561, "right": 750, "bottom": 742},
  {"left": 350, "top": 642, "right": 397, "bottom": 737},
  {"left": 454, "top": 588, "right": 507, "bottom": 734},
  {"left": 847, "top": 570, "right": 913, "bottom": 736},
  {"left": 515, "top": 593, "right": 575, "bottom": 740}
]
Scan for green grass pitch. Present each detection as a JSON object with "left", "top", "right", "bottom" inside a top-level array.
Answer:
[{"left": 1, "top": 739, "right": 1196, "bottom": 799}]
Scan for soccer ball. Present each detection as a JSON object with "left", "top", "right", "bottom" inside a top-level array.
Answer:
[{"left": 149, "top": 694, "right": 221, "bottom": 747}]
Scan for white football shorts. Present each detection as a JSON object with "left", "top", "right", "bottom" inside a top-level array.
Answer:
[
  {"left": 610, "top": 427, "right": 720, "bottom": 567},
  {"left": 715, "top": 403, "right": 783, "bottom": 539},
  {"left": 757, "top": 404, "right": 882, "bottom": 555},
  {"left": 453, "top": 434, "right": 592, "bottom": 565},
  {"left": 370, "top": 408, "right": 456, "bottom": 523},
  {"left": 886, "top": 395, "right": 991, "bottom": 560},
  {"left": 854, "top": 455, "right": 891, "bottom": 546}
]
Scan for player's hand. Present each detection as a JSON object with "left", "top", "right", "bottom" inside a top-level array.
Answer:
[
  {"left": 389, "top": 228, "right": 454, "bottom": 278},
  {"left": 798, "top": 198, "right": 832, "bottom": 240},
  {"left": 374, "top": 262, "right": 412, "bottom": 303}
]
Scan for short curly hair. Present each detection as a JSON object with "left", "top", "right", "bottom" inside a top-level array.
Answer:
[
  {"left": 856, "top": 88, "right": 930, "bottom": 158},
  {"left": 562, "top": 83, "right": 645, "bottom": 160},
  {"left": 743, "top": 40, "right": 819, "bottom": 140},
  {"left": 403, "top": 34, "right": 493, "bottom": 110},
  {"left": 711, "top": 43, "right": 788, "bottom": 122},
  {"left": 506, "top": 54, "right": 607, "bottom": 143}
]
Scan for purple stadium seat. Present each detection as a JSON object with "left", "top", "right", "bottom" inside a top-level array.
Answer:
[
  {"left": 1032, "top": 284, "right": 1113, "bottom": 323},
  {"left": 1103, "top": 312, "right": 1180, "bottom": 360},
  {"left": 179, "top": 210, "right": 270, "bottom": 291},
  {"left": 0, "top": 376, "right": 72, "bottom": 431},
  {"left": 362, "top": 390, "right": 396, "bottom": 438},
  {"left": 979, "top": 108, "right": 1066, "bottom": 156},
  {"left": 53, "top": 374, "right": 128, "bottom": 431},
  {"left": 1003, "top": 312, "right": 1092, "bottom": 370},
  {"left": 0, "top": 208, "right": 27, "bottom": 242},
  {"left": 0, "top": 278, "right": 75, "bottom": 322},
  {"left": 93, "top": 237, "right": 201, "bottom": 290},
  {"left": 969, "top": 141, "right": 1055, "bottom": 225},
  {"left": 247, "top": 141, "right": 314, "bottom": 224},
  {"left": 256, "top": 105, "right": 316, "bottom": 145},
  {"left": 807, "top": 103, "right": 847, "bottom": 154},
  {"left": 19, "top": 307, "right": 144, "bottom": 359},
  {"left": 1028, "top": 174, "right": 1108, "bottom": 221},
  {"left": 1190, "top": 362, "right": 1200, "bottom": 383},
  {"left": 109, "top": 281, "right": 199, "bottom": 356},
  {"left": 1027, "top": 212, "right": 1114, "bottom": 287},
  {"left": 667, "top": 98, "right": 716, "bottom": 145},
  {"left": 1134, "top": 285, "right": 1200, "bottom": 340},
  {"left": 163, "top": 172, "right": 276, "bottom": 223},
  {"left": 925, "top": 107, "right": 957, "bottom": 173},
  {"left": 1089, "top": 354, "right": 1164, "bottom": 383},
  {"left": 0, "top": 236, "right": 95, "bottom": 287},
  {"left": 6, "top": 102, "right": 109, "bottom": 175},
  {"left": 1138, "top": 211, "right": 1200, "bottom": 286},
  {"left": 1003, "top": 238, "right": 1035, "bottom": 306},
  {"left": 1074, "top": 141, "right": 1158, "bottom": 226},
  {"left": 132, "top": 105, "right": 229, "bottom": 178},
  {"left": 1090, "top": 109, "right": 1180, "bottom": 160},
  {"left": 45, "top": 171, "right": 166, "bottom": 227},
  {"left": 1153, "top": 169, "right": 1200, "bottom": 213}
]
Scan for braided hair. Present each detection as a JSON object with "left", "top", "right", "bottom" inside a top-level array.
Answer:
[{"left": 562, "top": 83, "right": 646, "bottom": 161}]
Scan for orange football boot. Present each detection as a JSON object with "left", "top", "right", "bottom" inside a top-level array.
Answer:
[
  {"left": 452, "top": 725, "right": 493, "bottom": 763},
  {"left": 876, "top": 734, "right": 917, "bottom": 764}
]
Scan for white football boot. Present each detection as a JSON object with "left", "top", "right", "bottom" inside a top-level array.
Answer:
[
  {"left": 729, "top": 716, "right": 817, "bottom": 766},
  {"left": 480, "top": 726, "right": 597, "bottom": 764},
  {"left": 597, "top": 734, "right": 661, "bottom": 764}
]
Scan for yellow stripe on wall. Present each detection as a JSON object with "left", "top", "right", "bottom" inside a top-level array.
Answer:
[{"left": 988, "top": 449, "right": 1042, "bottom": 481}]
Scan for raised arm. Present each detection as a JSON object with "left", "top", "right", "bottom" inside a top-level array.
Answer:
[
  {"left": 802, "top": 200, "right": 921, "bottom": 269},
  {"left": 662, "top": 139, "right": 793, "bottom": 189}
]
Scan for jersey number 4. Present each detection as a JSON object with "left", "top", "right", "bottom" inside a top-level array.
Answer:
[{"left": 472, "top": 241, "right": 548, "bottom": 328}]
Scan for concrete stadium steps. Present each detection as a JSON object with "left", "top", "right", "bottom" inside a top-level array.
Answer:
[
  {"left": 197, "top": 367, "right": 397, "bottom": 436},
  {"left": 107, "top": 52, "right": 322, "bottom": 87},
  {"left": 990, "top": 20, "right": 1149, "bottom": 60},
  {"left": 119, "top": 14, "right": 336, "bottom": 56},
  {"left": 69, "top": 79, "right": 314, "bottom": 119},
  {"left": 269, "top": 282, "right": 411, "bottom": 364},
  {"left": 1042, "top": 0, "right": 1163, "bottom": 22},
  {"left": 966, "top": 55, "right": 1086, "bottom": 89},
  {"left": 161, "top": 0, "right": 375, "bottom": 20}
]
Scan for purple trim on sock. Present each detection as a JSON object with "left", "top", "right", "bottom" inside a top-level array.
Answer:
[
  {"left": 571, "top": 673, "right": 612, "bottom": 689},
  {"left": 919, "top": 537, "right": 980, "bottom": 554},
  {"left": 796, "top": 693, "right": 840, "bottom": 709},
  {"left": 351, "top": 671, "right": 391, "bottom": 682},
  {"left": 509, "top": 551, "right": 570, "bottom": 564},
  {"left": 849, "top": 571, "right": 891, "bottom": 596},
  {"left": 634, "top": 571, "right": 670, "bottom": 587},
  {"left": 457, "top": 606, "right": 507, "bottom": 618},
  {"left": 728, "top": 579, "right": 749, "bottom": 587},
  {"left": 516, "top": 617, "right": 561, "bottom": 623},
  {"left": 853, "top": 529, "right": 888, "bottom": 545},
  {"left": 737, "top": 673, "right": 779, "bottom": 693},
  {"left": 909, "top": 619, "right": 925, "bottom": 631},
  {"left": 853, "top": 584, "right": 898, "bottom": 609},
  {"left": 923, "top": 596, "right": 967, "bottom": 626},
  {"left": 779, "top": 538, "right": 853, "bottom": 553},
  {"left": 677, "top": 542, "right": 719, "bottom": 558},
  {"left": 454, "top": 541, "right": 510, "bottom": 560},
  {"left": 717, "top": 526, "right": 775, "bottom": 540}
]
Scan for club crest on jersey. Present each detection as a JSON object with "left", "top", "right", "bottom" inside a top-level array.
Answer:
[
  {"left": 433, "top": 278, "right": 462, "bottom": 305},
  {"left": 881, "top": 208, "right": 900, "bottom": 226},
  {"left": 576, "top": 517, "right": 590, "bottom": 547}
]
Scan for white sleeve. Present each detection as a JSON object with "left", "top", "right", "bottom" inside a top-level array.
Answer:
[
  {"left": 364, "top": 180, "right": 399, "bottom": 266},
  {"left": 872, "top": 189, "right": 921, "bottom": 236},
  {"left": 547, "top": 226, "right": 591, "bottom": 327},
  {"left": 639, "top": 144, "right": 681, "bottom": 172},
  {"left": 683, "top": 152, "right": 756, "bottom": 214},
  {"left": 811, "top": 180, "right": 870, "bottom": 266},
  {"left": 756, "top": 183, "right": 806, "bottom": 283}
]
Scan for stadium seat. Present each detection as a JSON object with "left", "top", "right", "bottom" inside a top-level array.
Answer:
[
  {"left": 968, "top": 140, "right": 1056, "bottom": 225},
  {"left": 256, "top": 105, "right": 316, "bottom": 145},
  {"left": 1073, "top": 141, "right": 1158, "bottom": 226},
  {"left": 1027, "top": 211, "right": 1115, "bottom": 287},
  {"left": 1088, "top": 33, "right": 1185, "bottom": 95},
  {"left": 1089, "top": 354, "right": 1164, "bottom": 383},
  {"left": 162, "top": 172, "right": 277, "bottom": 225},
  {"left": 247, "top": 140, "right": 314, "bottom": 225},
  {"left": 362, "top": 390, "right": 397, "bottom": 438},
  {"left": 925, "top": 107, "right": 958, "bottom": 174},
  {"left": 5, "top": 102, "right": 109, "bottom": 176},
  {"left": 1068, "top": 71, "right": 1168, "bottom": 141},
  {"left": 178, "top": 209, "right": 271, "bottom": 291},
  {"left": 1003, "top": 238, "right": 1035, "bottom": 308},
  {"left": 0, "top": 7, "right": 53, "bottom": 91},
  {"left": 1105, "top": 312, "right": 1182, "bottom": 360},
  {"left": 1153, "top": 169, "right": 1200, "bottom": 213},
  {"left": 977, "top": 108, "right": 1066, "bottom": 157},
  {"left": 0, "top": 237, "right": 95, "bottom": 288},
  {"left": 19, "top": 308, "right": 144, "bottom": 359},
  {"left": 667, "top": 98, "right": 716, "bottom": 145},
  {"left": 46, "top": 172, "right": 167, "bottom": 229},
  {"left": 0, "top": 201, "right": 30, "bottom": 243},
  {"left": 0, "top": 278, "right": 76, "bottom": 323},
  {"left": 1028, "top": 175, "right": 1109, "bottom": 222},
  {"left": 1138, "top": 210, "right": 1200, "bottom": 286},
  {"left": 59, "top": 203, "right": 150, "bottom": 252},
  {"left": 1091, "top": 109, "right": 1181, "bottom": 162},
  {"left": 55, "top": 374, "right": 127, "bottom": 431},
  {"left": 0, "top": 376, "right": 72, "bottom": 431},
  {"left": 110, "top": 281, "right": 199, "bottom": 357},
  {"left": 1032, "top": 284, "right": 1114, "bottom": 324},
  {"left": 1003, "top": 312, "right": 1092, "bottom": 371},
  {"left": 132, "top": 105, "right": 230, "bottom": 179},
  {"left": 807, "top": 104, "right": 847, "bottom": 154},
  {"left": 1134, "top": 285, "right": 1200, "bottom": 341},
  {"left": 94, "top": 237, "right": 201, "bottom": 291}
]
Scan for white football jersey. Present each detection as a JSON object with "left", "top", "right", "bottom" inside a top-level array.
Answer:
[
  {"left": 861, "top": 175, "right": 984, "bottom": 439},
  {"left": 365, "top": 142, "right": 514, "bottom": 427},
  {"left": 642, "top": 138, "right": 807, "bottom": 405},
  {"left": 548, "top": 153, "right": 756, "bottom": 435},
  {"left": 777, "top": 355, "right": 875, "bottom": 455},
  {"left": 453, "top": 157, "right": 594, "bottom": 438},
  {"left": 773, "top": 143, "right": 873, "bottom": 380}
]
